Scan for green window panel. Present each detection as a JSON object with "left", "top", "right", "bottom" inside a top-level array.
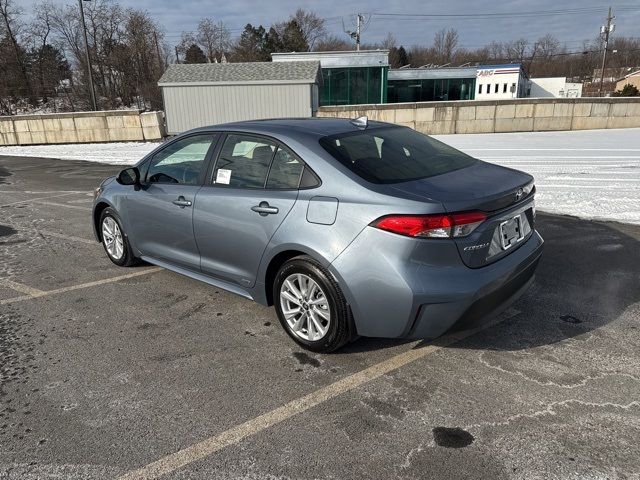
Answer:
[
  {"left": 386, "top": 77, "right": 476, "bottom": 103},
  {"left": 319, "top": 67, "right": 387, "bottom": 106}
]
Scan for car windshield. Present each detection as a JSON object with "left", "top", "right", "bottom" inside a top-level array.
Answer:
[{"left": 319, "top": 126, "right": 476, "bottom": 184}]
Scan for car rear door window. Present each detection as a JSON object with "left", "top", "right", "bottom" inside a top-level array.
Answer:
[
  {"left": 214, "top": 134, "right": 276, "bottom": 188},
  {"left": 146, "top": 134, "right": 216, "bottom": 185},
  {"left": 266, "top": 147, "right": 305, "bottom": 189},
  {"left": 319, "top": 126, "right": 476, "bottom": 184}
]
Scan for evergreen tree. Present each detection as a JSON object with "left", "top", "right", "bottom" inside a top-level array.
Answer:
[
  {"left": 233, "top": 24, "right": 269, "bottom": 61},
  {"left": 263, "top": 27, "right": 282, "bottom": 55},
  {"left": 184, "top": 44, "right": 207, "bottom": 64},
  {"left": 279, "top": 20, "right": 308, "bottom": 52},
  {"left": 397, "top": 46, "right": 409, "bottom": 66},
  {"left": 613, "top": 83, "right": 640, "bottom": 97}
]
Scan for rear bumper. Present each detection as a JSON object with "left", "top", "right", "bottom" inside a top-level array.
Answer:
[
  {"left": 407, "top": 238, "right": 541, "bottom": 339},
  {"left": 329, "top": 227, "right": 544, "bottom": 339}
]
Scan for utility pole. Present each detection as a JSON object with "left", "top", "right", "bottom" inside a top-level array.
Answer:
[
  {"left": 153, "top": 31, "right": 164, "bottom": 71},
  {"left": 355, "top": 13, "right": 362, "bottom": 51},
  {"left": 599, "top": 6, "right": 615, "bottom": 96},
  {"left": 175, "top": 46, "right": 180, "bottom": 64},
  {"left": 344, "top": 14, "right": 364, "bottom": 51},
  {"left": 78, "top": 0, "right": 98, "bottom": 111}
]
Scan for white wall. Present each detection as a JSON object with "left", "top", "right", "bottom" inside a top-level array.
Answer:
[
  {"left": 475, "top": 70, "right": 522, "bottom": 99},
  {"left": 162, "top": 83, "right": 314, "bottom": 134},
  {"left": 530, "top": 78, "right": 583, "bottom": 98}
]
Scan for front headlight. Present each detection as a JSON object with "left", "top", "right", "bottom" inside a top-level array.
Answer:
[{"left": 93, "top": 186, "right": 102, "bottom": 200}]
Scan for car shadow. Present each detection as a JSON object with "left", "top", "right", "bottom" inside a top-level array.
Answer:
[{"left": 340, "top": 213, "right": 640, "bottom": 354}]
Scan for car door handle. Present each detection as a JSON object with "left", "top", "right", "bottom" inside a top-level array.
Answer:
[
  {"left": 251, "top": 201, "right": 279, "bottom": 216},
  {"left": 172, "top": 196, "right": 192, "bottom": 208}
]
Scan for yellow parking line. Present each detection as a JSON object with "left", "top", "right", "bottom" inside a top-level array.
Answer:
[
  {"left": 0, "top": 279, "right": 45, "bottom": 296},
  {"left": 0, "top": 268, "right": 163, "bottom": 306},
  {"left": 116, "top": 308, "right": 521, "bottom": 480}
]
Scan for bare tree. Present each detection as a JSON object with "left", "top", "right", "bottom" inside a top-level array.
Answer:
[
  {"left": 380, "top": 32, "right": 396, "bottom": 50},
  {"left": 433, "top": 28, "right": 458, "bottom": 64},
  {"left": 176, "top": 31, "right": 197, "bottom": 61},
  {"left": 27, "top": 1, "right": 54, "bottom": 101},
  {"left": 121, "top": 8, "right": 165, "bottom": 108},
  {"left": 487, "top": 41, "right": 503, "bottom": 61},
  {"left": 536, "top": 34, "right": 560, "bottom": 58},
  {"left": 0, "top": 0, "right": 32, "bottom": 98},
  {"left": 290, "top": 8, "right": 326, "bottom": 50},
  {"left": 314, "top": 34, "right": 351, "bottom": 52},
  {"left": 50, "top": 3, "right": 83, "bottom": 63},
  {"left": 196, "top": 18, "right": 231, "bottom": 62},
  {"left": 504, "top": 38, "right": 529, "bottom": 63}
]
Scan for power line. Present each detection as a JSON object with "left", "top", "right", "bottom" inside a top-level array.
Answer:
[{"left": 369, "top": 5, "right": 640, "bottom": 19}]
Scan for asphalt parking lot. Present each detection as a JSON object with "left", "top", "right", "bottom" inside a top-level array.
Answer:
[{"left": 1, "top": 155, "right": 639, "bottom": 480}]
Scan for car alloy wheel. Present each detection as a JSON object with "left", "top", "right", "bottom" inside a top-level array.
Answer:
[
  {"left": 102, "top": 216, "right": 124, "bottom": 260},
  {"left": 279, "top": 273, "right": 331, "bottom": 342}
]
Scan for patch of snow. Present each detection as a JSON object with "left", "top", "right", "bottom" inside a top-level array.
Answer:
[
  {"left": 0, "top": 141, "right": 161, "bottom": 165},
  {"left": 434, "top": 128, "right": 640, "bottom": 225}
]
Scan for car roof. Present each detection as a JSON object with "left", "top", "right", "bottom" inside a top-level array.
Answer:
[{"left": 185, "top": 117, "right": 397, "bottom": 139}]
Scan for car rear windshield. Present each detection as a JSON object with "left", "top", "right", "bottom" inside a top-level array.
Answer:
[{"left": 319, "top": 126, "right": 476, "bottom": 184}]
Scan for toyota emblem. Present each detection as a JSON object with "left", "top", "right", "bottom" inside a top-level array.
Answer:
[{"left": 515, "top": 188, "right": 524, "bottom": 201}]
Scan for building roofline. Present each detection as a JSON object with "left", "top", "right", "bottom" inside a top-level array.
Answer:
[
  {"left": 616, "top": 69, "right": 640, "bottom": 81},
  {"left": 477, "top": 63, "right": 523, "bottom": 69},
  {"left": 159, "top": 79, "right": 317, "bottom": 87},
  {"left": 157, "top": 61, "right": 321, "bottom": 85},
  {"left": 272, "top": 49, "right": 389, "bottom": 56}
]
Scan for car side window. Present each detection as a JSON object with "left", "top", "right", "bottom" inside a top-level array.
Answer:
[
  {"left": 213, "top": 134, "right": 276, "bottom": 188},
  {"left": 146, "top": 134, "right": 215, "bottom": 185},
  {"left": 266, "top": 147, "right": 305, "bottom": 189}
]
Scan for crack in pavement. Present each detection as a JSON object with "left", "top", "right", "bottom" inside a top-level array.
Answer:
[
  {"left": 464, "top": 399, "right": 640, "bottom": 430},
  {"left": 477, "top": 350, "right": 640, "bottom": 389}
]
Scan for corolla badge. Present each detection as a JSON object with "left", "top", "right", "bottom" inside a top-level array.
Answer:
[{"left": 464, "top": 242, "right": 490, "bottom": 251}]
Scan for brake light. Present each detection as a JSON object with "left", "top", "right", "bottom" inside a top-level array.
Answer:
[{"left": 371, "top": 211, "right": 487, "bottom": 238}]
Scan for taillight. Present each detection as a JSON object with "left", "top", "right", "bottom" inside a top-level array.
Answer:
[{"left": 371, "top": 211, "right": 487, "bottom": 238}]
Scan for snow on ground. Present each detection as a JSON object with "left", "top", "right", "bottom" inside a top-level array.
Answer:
[
  {"left": 435, "top": 128, "right": 640, "bottom": 225},
  {"left": 0, "top": 128, "right": 638, "bottom": 225},
  {"left": 0, "top": 141, "right": 161, "bottom": 165}
]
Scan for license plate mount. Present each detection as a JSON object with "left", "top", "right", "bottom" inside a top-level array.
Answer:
[{"left": 500, "top": 215, "right": 524, "bottom": 250}]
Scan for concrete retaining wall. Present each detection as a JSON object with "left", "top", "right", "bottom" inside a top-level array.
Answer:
[
  {"left": 0, "top": 110, "right": 166, "bottom": 146},
  {"left": 316, "top": 98, "right": 640, "bottom": 134}
]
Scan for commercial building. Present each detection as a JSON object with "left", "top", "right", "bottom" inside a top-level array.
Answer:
[
  {"left": 158, "top": 62, "right": 321, "bottom": 134},
  {"left": 387, "top": 66, "right": 477, "bottom": 103},
  {"left": 272, "top": 51, "right": 531, "bottom": 105},
  {"left": 475, "top": 64, "right": 529, "bottom": 99},
  {"left": 529, "top": 77, "right": 583, "bottom": 98},
  {"left": 158, "top": 51, "right": 538, "bottom": 134},
  {"left": 272, "top": 50, "right": 389, "bottom": 106}
]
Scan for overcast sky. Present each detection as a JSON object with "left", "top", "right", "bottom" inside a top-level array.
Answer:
[{"left": 18, "top": 0, "right": 640, "bottom": 51}]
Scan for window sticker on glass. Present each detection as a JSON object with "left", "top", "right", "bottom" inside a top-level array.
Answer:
[{"left": 216, "top": 168, "right": 232, "bottom": 184}]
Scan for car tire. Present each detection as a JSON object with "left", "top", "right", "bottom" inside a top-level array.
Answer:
[
  {"left": 273, "top": 255, "right": 354, "bottom": 353},
  {"left": 99, "top": 207, "right": 137, "bottom": 267}
]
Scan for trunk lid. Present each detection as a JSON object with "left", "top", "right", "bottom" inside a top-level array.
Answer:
[{"left": 389, "top": 161, "right": 536, "bottom": 268}]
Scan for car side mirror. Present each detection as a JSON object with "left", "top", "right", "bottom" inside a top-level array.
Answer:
[{"left": 117, "top": 167, "right": 141, "bottom": 190}]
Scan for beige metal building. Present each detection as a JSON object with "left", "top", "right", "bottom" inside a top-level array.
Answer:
[
  {"left": 158, "top": 62, "right": 321, "bottom": 134},
  {"left": 615, "top": 70, "right": 640, "bottom": 93}
]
